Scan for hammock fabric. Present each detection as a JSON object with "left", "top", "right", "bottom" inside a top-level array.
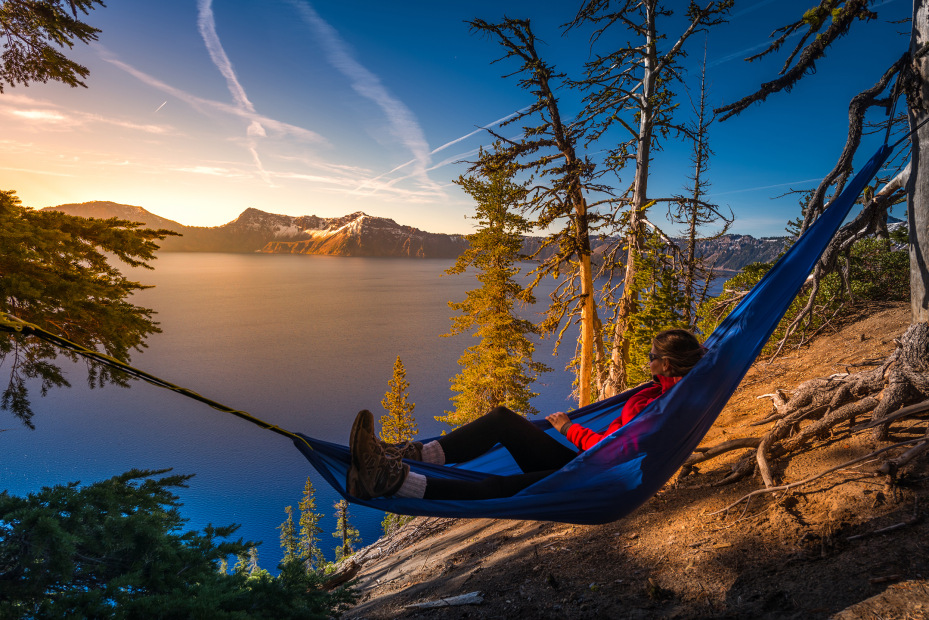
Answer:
[{"left": 294, "top": 143, "right": 893, "bottom": 524}]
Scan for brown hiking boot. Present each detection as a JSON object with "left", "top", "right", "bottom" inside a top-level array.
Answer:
[
  {"left": 346, "top": 410, "right": 375, "bottom": 498},
  {"left": 348, "top": 413, "right": 409, "bottom": 500},
  {"left": 381, "top": 440, "right": 423, "bottom": 461}
]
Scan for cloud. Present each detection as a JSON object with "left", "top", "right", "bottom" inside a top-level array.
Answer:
[
  {"left": 97, "top": 47, "right": 328, "bottom": 144},
  {"left": 1, "top": 99, "right": 169, "bottom": 134},
  {"left": 10, "top": 110, "right": 68, "bottom": 122},
  {"left": 288, "top": 1, "right": 435, "bottom": 187},
  {"left": 709, "top": 178, "right": 823, "bottom": 197},
  {"left": 197, "top": 0, "right": 256, "bottom": 115}
]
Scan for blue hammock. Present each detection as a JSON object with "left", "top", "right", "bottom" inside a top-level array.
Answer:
[{"left": 294, "top": 144, "right": 892, "bottom": 524}]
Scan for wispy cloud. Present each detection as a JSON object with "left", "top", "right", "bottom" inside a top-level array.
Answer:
[
  {"left": 1, "top": 99, "right": 170, "bottom": 134},
  {"left": 288, "top": 1, "right": 437, "bottom": 192},
  {"left": 98, "top": 48, "right": 327, "bottom": 144},
  {"left": 197, "top": 0, "right": 275, "bottom": 186},
  {"left": 197, "top": 0, "right": 255, "bottom": 114},
  {"left": 709, "top": 178, "right": 823, "bottom": 197}
]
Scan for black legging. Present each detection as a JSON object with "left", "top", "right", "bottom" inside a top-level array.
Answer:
[{"left": 423, "top": 406, "right": 578, "bottom": 500}]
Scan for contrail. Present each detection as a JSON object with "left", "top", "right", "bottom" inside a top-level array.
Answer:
[
  {"left": 288, "top": 0, "right": 435, "bottom": 188},
  {"left": 154, "top": 101, "right": 167, "bottom": 113}
]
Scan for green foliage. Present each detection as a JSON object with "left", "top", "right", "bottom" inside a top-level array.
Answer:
[
  {"left": 697, "top": 229, "right": 909, "bottom": 353},
  {"left": 0, "top": 469, "right": 355, "bottom": 619},
  {"left": 279, "top": 505, "right": 299, "bottom": 564},
  {"left": 622, "top": 234, "right": 690, "bottom": 386},
  {"left": 441, "top": 165, "right": 549, "bottom": 427},
  {"left": 297, "top": 477, "right": 325, "bottom": 573},
  {"left": 0, "top": 190, "right": 176, "bottom": 428},
  {"left": 381, "top": 511, "right": 414, "bottom": 537},
  {"left": 380, "top": 356, "right": 417, "bottom": 443},
  {"left": 331, "top": 500, "right": 361, "bottom": 563},
  {"left": 0, "top": 0, "right": 105, "bottom": 92}
]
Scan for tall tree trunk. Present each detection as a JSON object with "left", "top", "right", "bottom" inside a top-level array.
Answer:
[
  {"left": 910, "top": 0, "right": 929, "bottom": 323},
  {"left": 607, "top": 0, "right": 657, "bottom": 396}
]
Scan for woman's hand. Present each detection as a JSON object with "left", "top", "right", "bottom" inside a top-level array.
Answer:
[{"left": 546, "top": 411, "right": 572, "bottom": 435}]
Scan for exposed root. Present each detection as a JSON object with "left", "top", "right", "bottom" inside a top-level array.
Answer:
[{"left": 691, "top": 324, "right": 929, "bottom": 507}]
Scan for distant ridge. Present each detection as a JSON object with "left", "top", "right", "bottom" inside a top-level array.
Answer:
[
  {"left": 43, "top": 201, "right": 788, "bottom": 269},
  {"left": 44, "top": 202, "right": 468, "bottom": 257}
]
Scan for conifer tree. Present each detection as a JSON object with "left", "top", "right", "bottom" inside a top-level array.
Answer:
[
  {"left": 0, "top": 190, "right": 175, "bottom": 428},
  {"left": 279, "top": 505, "right": 299, "bottom": 565},
  {"left": 0, "top": 0, "right": 106, "bottom": 92},
  {"left": 297, "top": 477, "right": 325, "bottom": 572},
  {"left": 468, "top": 18, "right": 608, "bottom": 407},
  {"left": 624, "top": 234, "right": 690, "bottom": 386},
  {"left": 0, "top": 469, "right": 356, "bottom": 617},
  {"left": 331, "top": 499, "right": 361, "bottom": 563},
  {"left": 441, "top": 163, "right": 550, "bottom": 427},
  {"left": 379, "top": 356, "right": 417, "bottom": 443},
  {"left": 377, "top": 359, "right": 418, "bottom": 535}
]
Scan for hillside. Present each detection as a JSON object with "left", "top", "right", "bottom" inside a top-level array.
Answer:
[
  {"left": 339, "top": 303, "right": 929, "bottom": 619},
  {"left": 43, "top": 201, "right": 786, "bottom": 268}
]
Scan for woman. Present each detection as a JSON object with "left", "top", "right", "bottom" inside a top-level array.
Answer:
[{"left": 347, "top": 329, "right": 704, "bottom": 501}]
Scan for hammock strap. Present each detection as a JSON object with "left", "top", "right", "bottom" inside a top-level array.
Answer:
[{"left": 0, "top": 312, "right": 313, "bottom": 451}]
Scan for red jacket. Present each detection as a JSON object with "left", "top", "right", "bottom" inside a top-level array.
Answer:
[{"left": 565, "top": 374, "right": 682, "bottom": 451}]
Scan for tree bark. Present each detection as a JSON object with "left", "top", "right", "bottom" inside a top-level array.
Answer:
[
  {"left": 607, "top": 0, "right": 657, "bottom": 397},
  {"left": 909, "top": 0, "right": 929, "bottom": 323}
]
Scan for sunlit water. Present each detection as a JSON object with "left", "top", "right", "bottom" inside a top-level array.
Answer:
[{"left": 2, "top": 253, "right": 579, "bottom": 571}]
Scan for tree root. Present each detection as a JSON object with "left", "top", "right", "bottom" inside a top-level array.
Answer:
[
  {"left": 690, "top": 323, "right": 929, "bottom": 503},
  {"left": 709, "top": 438, "right": 927, "bottom": 516}
]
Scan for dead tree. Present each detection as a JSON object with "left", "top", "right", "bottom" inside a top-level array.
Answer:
[
  {"left": 680, "top": 323, "right": 929, "bottom": 494},
  {"left": 715, "top": 0, "right": 929, "bottom": 352}
]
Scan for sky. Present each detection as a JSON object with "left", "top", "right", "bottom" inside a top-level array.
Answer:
[{"left": 0, "top": 0, "right": 914, "bottom": 237}]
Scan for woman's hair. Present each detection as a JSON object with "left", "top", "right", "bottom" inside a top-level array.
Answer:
[{"left": 652, "top": 329, "right": 704, "bottom": 377}]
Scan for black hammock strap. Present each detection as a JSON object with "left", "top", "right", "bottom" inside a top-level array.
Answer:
[{"left": 0, "top": 312, "right": 313, "bottom": 451}]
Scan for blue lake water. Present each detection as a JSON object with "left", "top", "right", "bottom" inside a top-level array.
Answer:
[{"left": 2, "top": 253, "right": 579, "bottom": 571}]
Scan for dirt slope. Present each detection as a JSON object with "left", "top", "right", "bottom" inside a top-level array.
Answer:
[{"left": 344, "top": 304, "right": 929, "bottom": 619}]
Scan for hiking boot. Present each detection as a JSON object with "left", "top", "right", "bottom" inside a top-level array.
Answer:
[
  {"left": 346, "top": 410, "right": 375, "bottom": 498},
  {"left": 381, "top": 440, "right": 423, "bottom": 461},
  {"left": 348, "top": 412, "right": 408, "bottom": 499}
]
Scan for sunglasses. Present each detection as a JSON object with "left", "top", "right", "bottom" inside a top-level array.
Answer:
[{"left": 648, "top": 352, "right": 662, "bottom": 361}]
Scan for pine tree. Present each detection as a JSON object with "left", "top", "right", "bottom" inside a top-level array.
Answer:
[
  {"left": 0, "top": 469, "right": 356, "bottom": 617},
  {"left": 379, "top": 356, "right": 417, "bottom": 443},
  {"left": 0, "top": 190, "right": 176, "bottom": 428},
  {"left": 0, "top": 0, "right": 106, "bottom": 92},
  {"left": 279, "top": 505, "right": 298, "bottom": 565},
  {"left": 297, "top": 477, "right": 325, "bottom": 572},
  {"left": 332, "top": 499, "right": 361, "bottom": 563},
  {"left": 440, "top": 163, "right": 549, "bottom": 427},
  {"left": 377, "top": 359, "right": 418, "bottom": 535},
  {"left": 468, "top": 19, "right": 606, "bottom": 407},
  {"left": 624, "top": 234, "right": 690, "bottom": 386}
]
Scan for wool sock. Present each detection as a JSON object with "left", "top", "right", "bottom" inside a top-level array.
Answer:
[
  {"left": 396, "top": 471, "right": 427, "bottom": 499},
  {"left": 421, "top": 440, "right": 445, "bottom": 465}
]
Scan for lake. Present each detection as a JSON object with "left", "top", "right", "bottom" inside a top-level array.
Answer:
[{"left": 1, "top": 252, "right": 579, "bottom": 571}]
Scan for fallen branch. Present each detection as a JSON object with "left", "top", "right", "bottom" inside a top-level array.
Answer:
[
  {"left": 322, "top": 559, "right": 360, "bottom": 590},
  {"left": 406, "top": 591, "right": 484, "bottom": 609},
  {"left": 709, "top": 438, "right": 927, "bottom": 515},
  {"left": 848, "top": 498, "right": 921, "bottom": 541}
]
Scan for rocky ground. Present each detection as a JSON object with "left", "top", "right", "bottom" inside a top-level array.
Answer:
[{"left": 340, "top": 303, "right": 929, "bottom": 619}]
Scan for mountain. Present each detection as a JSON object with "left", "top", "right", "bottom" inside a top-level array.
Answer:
[
  {"left": 42, "top": 202, "right": 468, "bottom": 257},
  {"left": 523, "top": 233, "right": 788, "bottom": 272},
  {"left": 42, "top": 201, "right": 788, "bottom": 269},
  {"left": 260, "top": 211, "right": 469, "bottom": 258}
]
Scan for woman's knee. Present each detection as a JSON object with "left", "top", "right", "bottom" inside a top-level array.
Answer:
[{"left": 486, "top": 406, "right": 518, "bottom": 423}]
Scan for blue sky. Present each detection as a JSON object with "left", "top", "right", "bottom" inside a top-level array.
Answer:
[{"left": 0, "top": 0, "right": 912, "bottom": 236}]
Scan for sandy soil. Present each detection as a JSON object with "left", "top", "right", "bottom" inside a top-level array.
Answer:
[{"left": 342, "top": 303, "right": 929, "bottom": 619}]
